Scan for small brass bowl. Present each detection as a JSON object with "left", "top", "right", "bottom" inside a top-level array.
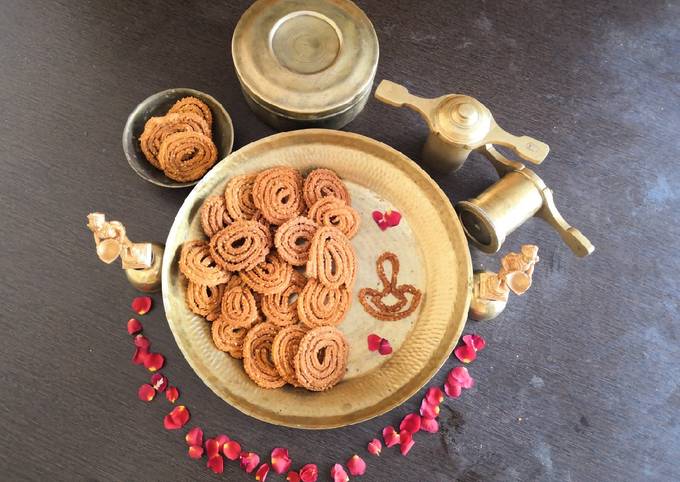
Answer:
[{"left": 122, "top": 88, "right": 234, "bottom": 188}]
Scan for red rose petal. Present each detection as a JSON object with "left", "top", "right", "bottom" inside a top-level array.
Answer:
[
  {"left": 444, "top": 381, "right": 462, "bottom": 398},
  {"left": 271, "top": 447, "right": 292, "bottom": 474},
  {"left": 421, "top": 417, "right": 439, "bottom": 433},
  {"left": 240, "top": 452, "right": 260, "bottom": 474},
  {"left": 367, "top": 438, "right": 382, "bottom": 456},
  {"left": 215, "top": 434, "right": 229, "bottom": 447},
  {"left": 132, "top": 347, "right": 149, "bottom": 365},
  {"left": 400, "top": 431, "right": 415, "bottom": 456},
  {"left": 425, "top": 386, "right": 444, "bottom": 406},
  {"left": 137, "top": 383, "right": 155, "bottom": 402},
  {"left": 134, "top": 334, "right": 150, "bottom": 350},
  {"left": 206, "top": 438, "right": 220, "bottom": 459},
  {"left": 470, "top": 334, "right": 486, "bottom": 351},
  {"left": 448, "top": 366, "right": 475, "bottom": 389},
  {"left": 419, "top": 398, "right": 440, "bottom": 418},
  {"left": 223, "top": 440, "right": 242, "bottom": 461},
  {"left": 454, "top": 343, "right": 477, "bottom": 363},
  {"left": 382, "top": 426, "right": 400, "bottom": 447},
  {"left": 144, "top": 352, "right": 165, "bottom": 372},
  {"left": 330, "top": 464, "right": 349, "bottom": 482},
  {"left": 377, "top": 220, "right": 389, "bottom": 231},
  {"left": 163, "top": 405, "right": 190, "bottom": 430},
  {"left": 185, "top": 427, "right": 203, "bottom": 447},
  {"left": 299, "top": 464, "right": 318, "bottom": 482},
  {"left": 378, "top": 338, "right": 393, "bottom": 355},
  {"left": 372, "top": 210, "right": 384, "bottom": 223},
  {"left": 127, "top": 318, "right": 143, "bottom": 335},
  {"left": 165, "top": 386, "right": 179, "bottom": 403},
  {"left": 256, "top": 463, "right": 270, "bottom": 481},
  {"left": 131, "top": 296, "right": 152, "bottom": 315},
  {"left": 384, "top": 210, "right": 402, "bottom": 227},
  {"left": 367, "top": 334, "right": 382, "bottom": 352},
  {"left": 287, "top": 471, "right": 301, "bottom": 482},
  {"left": 150, "top": 373, "right": 168, "bottom": 392},
  {"left": 346, "top": 454, "right": 366, "bottom": 476},
  {"left": 207, "top": 455, "right": 224, "bottom": 474},
  {"left": 399, "top": 413, "right": 421, "bottom": 434},
  {"left": 188, "top": 445, "right": 204, "bottom": 459}
]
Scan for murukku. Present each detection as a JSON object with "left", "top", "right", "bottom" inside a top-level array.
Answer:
[
  {"left": 239, "top": 251, "right": 293, "bottom": 295},
  {"left": 272, "top": 325, "right": 307, "bottom": 386},
  {"left": 274, "top": 216, "right": 318, "bottom": 266},
  {"left": 243, "top": 322, "right": 286, "bottom": 389},
  {"left": 252, "top": 166, "right": 305, "bottom": 225},
  {"left": 179, "top": 240, "right": 230, "bottom": 286},
  {"left": 261, "top": 270, "right": 306, "bottom": 326},
  {"left": 211, "top": 316, "right": 249, "bottom": 358},
  {"left": 185, "top": 280, "right": 224, "bottom": 321},
  {"left": 158, "top": 131, "right": 218, "bottom": 182},
  {"left": 297, "top": 278, "right": 351, "bottom": 328},
  {"left": 168, "top": 96, "right": 213, "bottom": 129},
  {"left": 294, "top": 326, "right": 348, "bottom": 391},
  {"left": 200, "top": 195, "right": 232, "bottom": 238},
  {"left": 303, "top": 168, "right": 351, "bottom": 208},
  {"left": 306, "top": 226, "right": 357, "bottom": 288},
  {"left": 308, "top": 197, "right": 360, "bottom": 239},
  {"left": 209, "top": 220, "right": 271, "bottom": 272},
  {"left": 224, "top": 173, "right": 261, "bottom": 221},
  {"left": 140, "top": 112, "right": 210, "bottom": 169},
  {"left": 219, "top": 282, "right": 258, "bottom": 328}
]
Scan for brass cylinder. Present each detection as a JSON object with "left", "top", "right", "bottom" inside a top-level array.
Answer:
[
  {"left": 124, "top": 243, "right": 164, "bottom": 293},
  {"left": 456, "top": 171, "right": 543, "bottom": 253},
  {"left": 422, "top": 133, "right": 470, "bottom": 172}
]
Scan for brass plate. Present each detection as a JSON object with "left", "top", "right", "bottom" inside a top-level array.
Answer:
[{"left": 162, "top": 129, "right": 472, "bottom": 429}]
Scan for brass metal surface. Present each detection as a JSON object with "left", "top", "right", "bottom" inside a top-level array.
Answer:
[
  {"left": 125, "top": 243, "right": 164, "bottom": 293},
  {"left": 375, "top": 79, "right": 549, "bottom": 172},
  {"left": 162, "top": 129, "right": 472, "bottom": 429},
  {"left": 469, "top": 271, "right": 507, "bottom": 321},
  {"left": 232, "top": 0, "right": 379, "bottom": 129}
]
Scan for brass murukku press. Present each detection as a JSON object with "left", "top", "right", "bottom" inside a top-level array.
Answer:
[{"left": 375, "top": 79, "right": 594, "bottom": 257}]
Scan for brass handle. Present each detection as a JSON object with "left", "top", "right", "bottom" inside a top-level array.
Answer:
[
  {"left": 485, "top": 125, "right": 549, "bottom": 165},
  {"left": 374, "top": 80, "right": 441, "bottom": 130},
  {"left": 536, "top": 186, "right": 595, "bottom": 257}
]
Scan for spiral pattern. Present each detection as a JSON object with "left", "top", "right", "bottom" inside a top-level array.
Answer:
[
  {"left": 140, "top": 112, "right": 210, "bottom": 169},
  {"left": 179, "top": 240, "right": 231, "bottom": 286},
  {"left": 209, "top": 220, "right": 271, "bottom": 272},
  {"left": 252, "top": 166, "right": 305, "bottom": 225},
  {"left": 272, "top": 325, "right": 308, "bottom": 386},
  {"left": 200, "top": 195, "right": 232, "bottom": 238},
  {"left": 239, "top": 251, "right": 293, "bottom": 295},
  {"left": 219, "top": 283, "right": 258, "bottom": 328},
  {"left": 261, "top": 270, "right": 306, "bottom": 326},
  {"left": 297, "top": 278, "right": 351, "bottom": 328},
  {"left": 158, "top": 131, "right": 218, "bottom": 182},
  {"left": 243, "top": 322, "right": 285, "bottom": 389},
  {"left": 308, "top": 196, "right": 360, "bottom": 239},
  {"left": 294, "top": 326, "right": 349, "bottom": 391},
  {"left": 303, "top": 168, "right": 351, "bottom": 208},
  {"left": 224, "top": 173, "right": 260, "bottom": 221},
  {"left": 211, "top": 316, "right": 249, "bottom": 359},
  {"left": 274, "top": 216, "right": 318, "bottom": 266},
  {"left": 306, "top": 226, "right": 357, "bottom": 288},
  {"left": 168, "top": 96, "right": 213, "bottom": 130},
  {"left": 185, "top": 280, "right": 224, "bottom": 321}
]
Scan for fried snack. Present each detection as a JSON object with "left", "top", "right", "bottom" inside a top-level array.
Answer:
[
  {"left": 252, "top": 166, "right": 305, "bottom": 225},
  {"left": 179, "top": 240, "right": 231, "bottom": 286},
  {"left": 238, "top": 251, "right": 292, "bottom": 295},
  {"left": 308, "top": 197, "right": 360, "bottom": 239},
  {"left": 294, "top": 326, "right": 349, "bottom": 391},
  {"left": 272, "top": 325, "right": 307, "bottom": 386},
  {"left": 274, "top": 216, "right": 318, "bottom": 266},
  {"left": 261, "top": 270, "right": 306, "bottom": 326},
  {"left": 219, "top": 282, "right": 258, "bottom": 328},
  {"left": 297, "top": 278, "right": 351, "bottom": 328},
  {"left": 200, "top": 195, "right": 232, "bottom": 238},
  {"left": 209, "top": 220, "right": 271, "bottom": 272},
  {"left": 224, "top": 173, "right": 260, "bottom": 221},
  {"left": 243, "top": 322, "right": 286, "bottom": 389},
  {"left": 211, "top": 316, "right": 249, "bottom": 358},
  {"left": 140, "top": 112, "right": 210, "bottom": 169},
  {"left": 306, "top": 226, "right": 357, "bottom": 288},
  {"left": 358, "top": 252, "right": 422, "bottom": 321},
  {"left": 168, "top": 96, "right": 213, "bottom": 129},
  {"left": 186, "top": 280, "right": 224, "bottom": 321},
  {"left": 158, "top": 131, "right": 218, "bottom": 182},
  {"left": 303, "top": 168, "right": 351, "bottom": 208}
]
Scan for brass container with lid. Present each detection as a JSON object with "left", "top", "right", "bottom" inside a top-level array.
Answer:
[{"left": 232, "top": 0, "right": 379, "bottom": 130}]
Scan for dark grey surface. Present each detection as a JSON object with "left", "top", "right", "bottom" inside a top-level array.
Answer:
[{"left": 1, "top": 1, "right": 678, "bottom": 481}]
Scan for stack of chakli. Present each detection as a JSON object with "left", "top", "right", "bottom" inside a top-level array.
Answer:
[{"left": 179, "top": 167, "right": 361, "bottom": 391}]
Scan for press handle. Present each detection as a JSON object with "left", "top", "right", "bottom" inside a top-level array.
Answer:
[
  {"left": 484, "top": 124, "right": 550, "bottom": 165},
  {"left": 374, "top": 80, "right": 440, "bottom": 130},
  {"left": 537, "top": 188, "right": 595, "bottom": 257}
]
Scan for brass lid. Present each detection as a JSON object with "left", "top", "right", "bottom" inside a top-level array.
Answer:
[
  {"left": 232, "top": 0, "right": 379, "bottom": 119},
  {"left": 433, "top": 95, "right": 492, "bottom": 145}
]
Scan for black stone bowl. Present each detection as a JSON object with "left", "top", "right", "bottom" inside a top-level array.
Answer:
[{"left": 122, "top": 88, "right": 234, "bottom": 188}]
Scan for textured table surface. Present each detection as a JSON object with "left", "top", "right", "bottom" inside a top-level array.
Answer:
[{"left": 1, "top": 1, "right": 678, "bottom": 480}]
